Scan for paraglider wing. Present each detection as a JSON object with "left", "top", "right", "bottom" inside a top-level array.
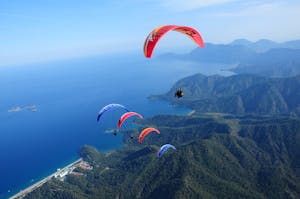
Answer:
[
  {"left": 157, "top": 144, "right": 176, "bottom": 158},
  {"left": 144, "top": 25, "right": 204, "bottom": 58},
  {"left": 97, "top": 103, "right": 129, "bottom": 122},
  {"left": 118, "top": 111, "right": 143, "bottom": 128},
  {"left": 138, "top": 127, "right": 160, "bottom": 143}
]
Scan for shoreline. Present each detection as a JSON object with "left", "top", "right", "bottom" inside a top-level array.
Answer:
[
  {"left": 6, "top": 101, "right": 191, "bottom": 199},
  {"left": 187, "top": 110, "right": 196, "bottom": 116},
  {"left": 9, "top": 158, "right": 83, "bottom": 199}
]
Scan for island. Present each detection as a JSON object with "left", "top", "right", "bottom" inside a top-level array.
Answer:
[
  {"left": 7, "top": 104, "right": 37, "bottom": 113},
  {"left": 8, "top": 107, "right": 22, "bottom": 113}
]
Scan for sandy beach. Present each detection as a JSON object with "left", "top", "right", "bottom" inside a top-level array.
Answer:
[{"left": 10, "top": 158, "right": 83, "bottom": 199}]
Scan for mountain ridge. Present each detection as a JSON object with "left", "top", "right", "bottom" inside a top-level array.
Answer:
[
  {"left": 151, "top": 74, "right": 300, "bottom": 116},
  {"left": 24, "top": 114, "right": 300, "bottom": 199},
  {"left": 158, "top": 39, "right": 300, "bottom": 77}
]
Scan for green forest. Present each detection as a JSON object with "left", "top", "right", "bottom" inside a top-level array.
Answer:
[{"left": 25, "top": 112, "right": 300, "bottom": 199}]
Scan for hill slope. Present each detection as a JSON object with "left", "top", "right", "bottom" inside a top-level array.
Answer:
[
  {"left": 151, "top": 74, "right": 300, "bottom": 116},
  {"left": 232, "top": 49, "right": 300, "bottom": 77},
  {"left": 25, "top": 114, "right": 300, "bottom": 199}
]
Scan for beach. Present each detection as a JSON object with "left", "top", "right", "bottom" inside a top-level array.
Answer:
[{"left": 10, "top": 158, "right": 83, "bottom": 199}]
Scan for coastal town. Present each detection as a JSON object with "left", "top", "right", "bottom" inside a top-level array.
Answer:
[{"left": 10, "top": 158, "right": 92, "bottom": 199}]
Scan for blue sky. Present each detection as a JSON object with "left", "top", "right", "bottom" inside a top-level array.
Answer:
[{"left": 1, "top": 0, "right": 300, "bottom": 66}]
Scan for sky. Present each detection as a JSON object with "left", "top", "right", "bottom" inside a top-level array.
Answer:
[{"left": 0, "top": 0, "right": 300, "bottom": 66}]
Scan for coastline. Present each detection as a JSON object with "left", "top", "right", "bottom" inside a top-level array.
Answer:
[
  {"left": 6, "top": 100, "right": 191, "bottom": 199},
  {"left": 9, "top": 158, "right": 83, "bottom": 199},
  {"left": 187, "top": 110, "right": 196, "bottom": 116}
]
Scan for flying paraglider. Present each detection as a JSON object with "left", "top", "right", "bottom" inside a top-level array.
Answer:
[
  {"left": 174, "top": 88, "right": 184, "bottom": 98},
  {"left": 138, "top": 127, "right": 160, "bottom": 143},
  {"left": 118, "top": 111, "right": 143, "bottom": 129},
  {"left": 157, "top": 144, "right": 176, "bottom": 158},
  {"left": 144, "top": 25, "right": 204, "bottom": 58},
  {"left": 97, "top": 103, "right": 129, "bottom": 122}
]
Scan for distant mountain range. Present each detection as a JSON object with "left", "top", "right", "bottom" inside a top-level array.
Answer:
[
  {"left": 150, "top": 73, "right": 300, "bottom": 116},
  {"left": 230, "top": 39, "right": 300, "bottom": 52},
  {"left": 159, "top": 39, "right": 300, "bottom": 77},
  {"left": 232, "top": 48, "right": 300, "bottom": 77}
]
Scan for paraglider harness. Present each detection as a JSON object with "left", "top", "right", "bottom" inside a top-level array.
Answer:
[{"left": 174, "top": 88, "right": 183, "bottom": 98}]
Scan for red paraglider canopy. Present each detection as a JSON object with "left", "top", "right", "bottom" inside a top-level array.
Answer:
[
  {"left": 144, "top": 25, "right": 204, "bottom": 58},
  {"left": 118, "top": 111, "right": 143, "bottom": 129},
  {"left": 138, "top": 127, "right": 160, "bottom": 143}
]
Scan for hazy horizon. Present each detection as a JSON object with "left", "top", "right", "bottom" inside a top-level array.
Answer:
[{"left": 1, "top": 0, "right": 300, "bottom": 66}]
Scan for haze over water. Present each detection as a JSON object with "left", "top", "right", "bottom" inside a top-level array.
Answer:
[{"left": 0, "top": 52, "right": 232, "bottom": 198}]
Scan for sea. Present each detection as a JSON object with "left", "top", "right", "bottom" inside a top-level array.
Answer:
[{"left": 0, "top": 51, "right": 234, "bottom": 198}]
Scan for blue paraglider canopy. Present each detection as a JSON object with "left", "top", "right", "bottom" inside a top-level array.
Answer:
[
  {"left": 157, "top": 144, "right": 176, "bottom": 158},
  {"left": 97, "top": 103, "right": 129, "bottom": 122}
]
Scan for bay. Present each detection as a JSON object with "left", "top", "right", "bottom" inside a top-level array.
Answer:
[{"left": 0, "top": 52, "right": 232, "bottom": 198}]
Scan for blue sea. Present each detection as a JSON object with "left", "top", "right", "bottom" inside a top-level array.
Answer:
[{"left": 0, "top": 52, "right": 234, "bottom": 198}]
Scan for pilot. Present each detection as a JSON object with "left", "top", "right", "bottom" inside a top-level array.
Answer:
[
  {"left": 113, "top": 129, "right": 119, "bottom": 136},
  {"left": 174, "top": 89, "right": 184, "bottom": 98}
]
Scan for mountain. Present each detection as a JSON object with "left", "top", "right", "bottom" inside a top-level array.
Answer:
[
  {"left": 284, "top": 40, "right": 300, "bottom": 49},
  {"left": 159, "top": 39, "right": 300, "bottom": 77},
  {"left": 151, "top": 74, "right": 300, "bottom": 116},
  {"left": 24, "top": 114, "right": 300, "bottom": 199},
  {"left": 230, "top": 39, "right": 253, "bottom": 46},
  {"left": 159, "top": 43, "right": 256, "bottom": 64},
  {"left": 230, "top": 39, "right": 278, "bottom": 52},
  {"left": 232, "top": 48, "right": 300, "bottom": 77},
  {"left": 230, "top": 39, "right": 300, "bottom": 52},
  {"left": 228, "top": 39, "right": 300, "bottom": 77},
  {"left": 187, "top": 43, "right": 256, "bottom": 64}
]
